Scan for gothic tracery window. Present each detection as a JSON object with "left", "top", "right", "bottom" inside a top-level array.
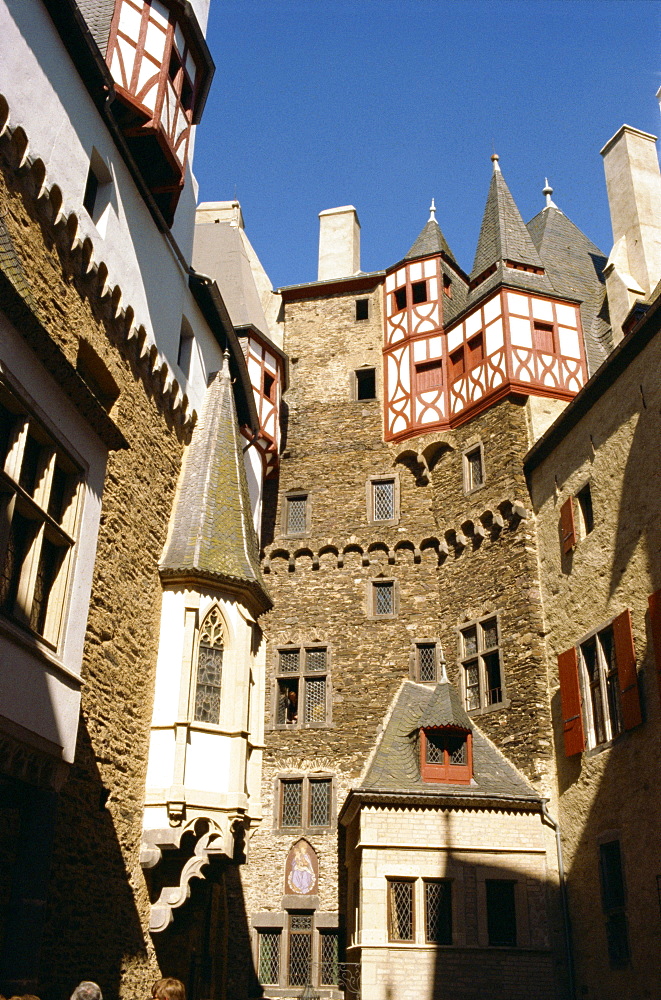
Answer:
[{"left": 194, "top": 606, "right": 224, "bottom": 724}]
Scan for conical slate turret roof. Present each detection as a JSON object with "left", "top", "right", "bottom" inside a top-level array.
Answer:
[
  {"left": 160, "top": 352, "right": 271, "bottom": 614},
  {"left": 418, "top": 680, "right": 473, "bottom": 730},
  {"left": 469, "top": 156, "right": 553, "bottom": 301},
  {"left": 405, "top": 213, "right": 455, "bottom": 263}
]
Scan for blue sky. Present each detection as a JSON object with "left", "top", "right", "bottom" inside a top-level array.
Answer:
[{"left": 194, "top": 0, "right": 661, "bottom": 289}]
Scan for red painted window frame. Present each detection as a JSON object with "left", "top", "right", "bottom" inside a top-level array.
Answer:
[{"left": 420, "top": 727, "right": 472, "bottom": 784}]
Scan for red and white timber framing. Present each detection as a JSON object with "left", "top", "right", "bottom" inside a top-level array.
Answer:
[{"left": 243, "top": 332, "right": 283, "bottom": 478}]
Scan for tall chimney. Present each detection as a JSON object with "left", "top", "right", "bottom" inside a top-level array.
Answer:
[
  {"left": 601, "top": 125, "right": 661, "bottom": 340},
  {"left": 318, "top": 206, "right": 361, "bottom": 281}
]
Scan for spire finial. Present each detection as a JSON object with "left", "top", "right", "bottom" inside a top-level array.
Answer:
[
  {"left": 429, "top": 198, "right": 436, "bottom": 221},
  {"left": 491, "top": 152, "right": 501, "bottom": 173},
  {"left": 543, "top": 177, "right": 557, "bottom": 209},
  {"left": 222, "top": 347, "right": 231, "bottom": 377},
  {"left": 440, "top": 658, "right": 448, "bottom": 683}
]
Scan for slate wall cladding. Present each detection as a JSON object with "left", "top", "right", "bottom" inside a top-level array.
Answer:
[
  {"left": 246, "top": 287, "right": 557, "bottom": 972},
  {"left": 0, "top": 168, "right": 183, "bottom": 1000}
]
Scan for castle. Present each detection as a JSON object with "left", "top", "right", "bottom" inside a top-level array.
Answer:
[{"left": 0, "top": 3, "right": 661, "bottom": 1000}]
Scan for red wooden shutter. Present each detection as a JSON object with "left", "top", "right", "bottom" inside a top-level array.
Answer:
[
  {"left": 557, "top": 646, "right": 585, "bottom": 756},
  {"left": 612, "top": 608, "right": 642, "bottom": 731},
  {"left": 648, "top": 590, "right": 661, "bottom": 706},
  {"left": 560, "top": 496, "right": 576, "bottom": 554}
]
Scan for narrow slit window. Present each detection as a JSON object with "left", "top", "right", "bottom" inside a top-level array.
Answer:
[
  {"left": 577, "top": 483, "right": 594, "bottom": 536},
  {"left": 464, "top": 446, "right": 484, "bottom": 491}
]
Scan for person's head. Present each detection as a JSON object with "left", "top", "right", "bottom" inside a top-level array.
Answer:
[
  {"left": 151, "top": 979, "right": 185, "bottom": 1000},
  {"left": 70, "top": 984, "right": 102, "bottom": 1000}
]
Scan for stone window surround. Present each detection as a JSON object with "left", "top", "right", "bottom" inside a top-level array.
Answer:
[
  {"left": 251, "top": 909, "right": 341, "bottom": 996},
  {"left": 409, "top": 638, "right": 444, "bottom": 684},
  {"left": 457, "top": 612, "right": 509, "bottom": 716},
  {"left": 272, "top": 771, "right": 337, "bottom": 833},
  {"left": 271, "top": 644, "right": 332, "bottom": 730},
  {"left": 282, "top": 489, "right": 311, "bottom": 538},
  {"left": 366, "top": 472, "right": 400, "bottom": 526},
  {"left": 367, "top": 577, "right": 399, "bottom": 619},
  {"left": 352, "top": 365, "right": 378, "bottom": 402},
  {"left": 462, "top": 440, "right": 486, "bottom": 495},
  {"left": 385, "top": 876, "right": 466, "bottom": 948}
]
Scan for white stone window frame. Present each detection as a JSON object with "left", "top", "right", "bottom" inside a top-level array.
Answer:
[
  {"left": 458, "top": 613, "right": 507, "bottom": 715},
  {"left": 0, "top": 378, "right": 84, "bottom": 650},
  {"left": 367, "top": 578, "right": 399, "bottom": 620},
  {"left": 462, "top": 441, "right": 485, "bottom": 495},
  {"left": 273, "top": 645, "right": 331, "bottom": 730},
  {"left": 410, "top": 639, "right": 443, "bottom": 684},
  {"left": 251, "top": 910, "right": 340, "bottom": 994},
  {"left": 283, "top": 490, "right": 311, "bottom": 538},
  {"left": 273, "top": 771, "right": 336, "bottom": 833},
  {"left": 366, "top": 473, "right": 400, "bottom": 526},
  {"left": 577, "top": 621, "right": 622, "bottom": 751}
]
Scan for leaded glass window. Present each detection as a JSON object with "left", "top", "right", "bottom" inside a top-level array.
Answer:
[
  {"left": 372, "top": 479, "right": 395, "bottom": 521},
  {"left": 373, "top": 580, "right": 394, "bottom": 616},
  {"left": 194, "top": 607, "right": 224, "bottom": 724},
  {"left": 275, "top": 646, "right": 329, "bottom": 727},
  {"left": 309, "top": 779, "right": 331, "bottom": 827},
  {"left": 305, "top": 677, "right": 326, "bottom": 723},
  {"left": 286, "top": 495, "right": 308, "bottom": 534},
  {"left": 425, "top": 880, "right": 452, "bottom": 944},
  {"left": 279, "top": 648, "right": 300, "bottom": 673},
  {"left": 416, "top": 642, "right": 438, "bottom": 683},
  {"left": 281, "top": 780, "right": 303, "bottom": 827},
  {"left": 306, "top": 647, "right": 326, "bottom": 672},
  {"left": 320, "top": 931, "right": 339, "bottom": 984},
  {"left": 288, "top": 914, "right": 312, "bottom": 986},
  {"left": 460, "top": 616, "right": 503, "bottom": 711},
  {"left": 258, "top": 930, "right": 280, "bottom": 984},
  {"left": 465, "top": 446, "right": 484, "bottom": 491},
  {"left": 389, "top": 880, "right": 414, "bottom": 941},
  {"left": 278, "top": 776, "right": 332, "bottom": 830}
]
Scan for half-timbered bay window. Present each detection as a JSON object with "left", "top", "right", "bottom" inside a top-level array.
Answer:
[
  {"left": 0, "top": 384, "right": 81, "bottom": 645},
  {"left": 275, "top": 647, "right": 329, "bottom": 727},
  {"left": 460, "top": 616, "right": 503, "bottom": 711},
  {"left": 420, "top": 727, "right": 472, "bottom": 784},
  {"left": 557, "top": 611, "right": 641, "bottom": 755},
  {"left": 193, "top": 606, "right": 224, "bottom": 724}
]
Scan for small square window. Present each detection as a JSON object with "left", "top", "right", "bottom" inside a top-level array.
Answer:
[
  {"left": 463, "top": 445, "right": 484, "bottom": 492},
  {"left": 415, "top": 359, "right": 443, "bottom": 391},
  {"left": 372, "top": 580, "right": 395, "bottom": 617},
  {"left": 355, "top": 299, "right": 369, "bottom": 321},
  {"left": 394, "top": 286, "right": 408, "bottom": 312},
  {"left": 285, "top": 494, "right": 308, "bottom": 535},
  {"left": 263, "top": 372, "right": 276, "bottom": 400},
  {"left": 533, "top": 320, "right": 555, "bottom": 354},
  {"left": 411, "top": 280, "right": 427, "bottom": 305},
  {"left": 355, "top": 368, "right": 376, "bottom": 401}
]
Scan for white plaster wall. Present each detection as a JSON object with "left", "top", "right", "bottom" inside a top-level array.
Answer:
[
  {"left": 0, "top": 0, "right": 223, "bottom": 414},
  {"left": 243, "top": 442, "right": 264, "bottom": 538},
  {"left": 0, "top": 314, "right": 108, "bottom": 763}
]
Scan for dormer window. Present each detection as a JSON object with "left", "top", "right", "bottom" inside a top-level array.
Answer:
[{"left": 420, "top": 727, "right": 472, "bottom": 784}]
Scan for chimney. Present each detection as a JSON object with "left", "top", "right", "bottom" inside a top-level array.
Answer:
[
  {"left": 601, "top": 125, "right": 661, "bottom": 341},
  {"left": 318, "top": 206, "right": 361, "bottom": 281}
]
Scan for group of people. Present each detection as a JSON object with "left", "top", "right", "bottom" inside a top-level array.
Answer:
[{"left": 2, "top": 975, "right": 186, "bottom": 1000}]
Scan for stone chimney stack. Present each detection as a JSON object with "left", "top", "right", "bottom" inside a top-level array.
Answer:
[
  {"left": 318, "top": 206, "right": 361, "bottom": 281},
  {"left": 601, "top": 125, "right": 661, "bottom": 341}
]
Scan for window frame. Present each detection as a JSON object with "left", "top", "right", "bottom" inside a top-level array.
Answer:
[
  {"left": 283, "top": 491, "right": 310, "bottom": 538},
  {"left": 191, "top": 604, "right": 225, "bottom": 726},
  {"left": 366, "top": 473, "right": 400, "bottom": 526},
  {"left": 420, "top": 727, "right": 472, "bottom": 784},
  {"left": 354, "top": 366, "right": 377, "bottom": 401},
  {"left": 462, "top": 442, "right": 485, "bottom": 494},
  {"left": 274, "top": 645, "right": 331, "bottom": 729},
  {"left": 578, "top": 623, "right": 623, "bottom": 749},
  {"left": 252, "top": 912, "right": 340, "bottom": 991},
  {"left": 485, "top": 878, "right": 517, "bottom": 947},
  {"left": 355, "top": 298, "right": 369, "bottom": 321},
  {"left": 411, "top": 640, "right": 442, "bottom": 683},
  {"left": 387, "top": 877, "right": 415, "bottom": 943},
  {"left": 459, "top": 614, "right": 505, "bottom": 714},
  {"left": 423, "top": 878, "right": 453, "bottom": 945},
  {"left": 368, "top": 578, "right": 398, "bottom": 619},
  {"left": 598, "top": 838, "right": 630, "bottom": 969},
  {"left": 0, "top": 381, "right": 83, "bottom": 649},
  {"left": 275, "top": 773, "right": 335, "bottom": 832}
]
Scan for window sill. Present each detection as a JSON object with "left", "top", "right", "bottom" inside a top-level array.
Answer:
[
  {"left": 0, "top": 614, "right": 81, "bottom": 687},
  {"left": 270, "top": 723, "right": 334, "bottom": 732},
  {"left": 467, "top": 698, "right": 510, "bottom": 717}
]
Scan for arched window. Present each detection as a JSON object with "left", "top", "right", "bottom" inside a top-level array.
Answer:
[{"left": 194, "top": 606, "right": 224, "bottom": 724}]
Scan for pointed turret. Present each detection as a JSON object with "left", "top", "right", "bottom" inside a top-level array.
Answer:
[
  {"left": 405, "top": 199, "right": 456, "bottom": 262},
  {"left": 469, "top": 154, "right": 553, "bottom": 301},
  {"left": 160, "top": 351, "right": 271, "bottom": 614}
]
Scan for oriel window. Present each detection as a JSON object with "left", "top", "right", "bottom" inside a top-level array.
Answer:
[{"left": 193, "top": 606, "right": 224, "bottom": 724}]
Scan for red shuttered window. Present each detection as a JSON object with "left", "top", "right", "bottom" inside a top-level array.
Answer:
[
  {"left": 557, "top": 647, "right": 585, "bottom": 756},
  {"left": 612, "top": 609, "right": 642, "bottom": 731}
]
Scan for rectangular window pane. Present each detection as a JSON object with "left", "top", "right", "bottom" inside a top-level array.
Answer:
[
  {"left": 0, "top": 511, "right": 36, "bottom": 613},
  {"left": 288, "top": 929, "right": 311, "bottom": 986},
  {"left": 305, "top": 647, "right": 326, "bottom": 672},
  {"left": 18, "top": 433, "right": 44, "bottom": 497},
  {"left": 481, "top": 618, "right": 498, "bottom": 649},
  {"left": 30, "top": 536, "right": 65, "bottom": 636},
  {"left": 258, "top": 931, "right": 280, "bottom": 984},
  {"left": 464, "top": 660, "right": 479, "bottom": 710},
  {"left": 356, "top": 368, "right": 376, "bottom": 400},
  {"left": 582, "top": 636, "right": 606, "bottom": 745},
  {"left": 309, "top": 779, "right": 331, "bottom": 827},
  {"left": 373, "top": 480, "right": 395, "bottom": 521},
  {"left": 277, "top": 678, "right": 299, "bottom": 725},
  {"left": 374, "top": 581, "right": 394, "bottom": 616},
  {"left": 417, "top": 643, "right": 437, "bottom": 682},
  {"left": 389, "top": 880, "right": 413, "bottom": 941},
  {"left": 486, "top": 880, "right": 516, "bottom": 946},
  {"left": 425, "top": 880, "right": 452, "bottom": 944},
  {"left": 287, "top": 496, "right": 307, "bottom": 534},
  {"left": 448, "top": 733, "right": 467, "bottom": 765},
  {"left": 484, "top": 651, "right": 502, "bottom": 705},
  {"left": 194, "top": 643, "right": 223, "bottom": 724},
  {"left": 425, "top": 731, "right": 445, "bottom": 764},
  {"left": 279, "top": 648, "right": 300, "bottom": 673},
  {"left": 320, "top": 931, "right": 339, "bottom": 985},
  {"left": 305, "top": 677, "right": 326, "bottom": 723},
  {"left": 462, "top": 626, "right": 478, "bottom": 657},
  {"left": 600, "top": 628, "right": 622, "bottom": 738},
  {"left": 281, "top": 780, "right": 303, "bottom": 827}
]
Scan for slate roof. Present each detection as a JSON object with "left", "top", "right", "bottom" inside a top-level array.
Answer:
[
  {"left": 160, "top": 352, "right": 272, "bottom": 614},
  {"left": 76, "top": 0, "right": 115, "bottom": 56},
  {"left": 193, "top": 222, "right": 272, "bottom": 340},
  {"left": 527, "top": 204, "right": 612, "bottom": 375},
  {"left": 0, "top": 215, "right": 40, "bottom": 314},
  {"left": 469, "top": 161, "right": 554, "bottom": 303},
  {"left": 405, "top": 217, "right": 455, "bottom": 263},
  {"left": 360, "top": 680, "right": 541, "bottom": 803}
]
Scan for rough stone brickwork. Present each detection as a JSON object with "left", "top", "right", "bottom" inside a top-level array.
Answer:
[{"left": 0, "top": 163, "right": 186, "bottom": 1000}]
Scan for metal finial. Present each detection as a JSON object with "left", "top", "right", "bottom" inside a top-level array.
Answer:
[
  {"left": 543, "top": 177, "right": 557, "bottom": 209},
  {"left": 429, "top": 198, "right": 437, "bottom": 221},
  {"left": 440, "top": 658, "right": 448, "bottom": 683},
  {"left": 491, "top": 152, "right": 501, "bottom": 172}
]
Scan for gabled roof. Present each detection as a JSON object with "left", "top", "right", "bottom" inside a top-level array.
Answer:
[
  {"left": 160, "top": 352, "right": 272, "bottom": 615},
  {"left": 469, "top": 158, "right": 554, "bottom": 302},
  {"left": 360, "top": 680, "right": 541, "bottom": 803},
  {"left": 527, "top": 203, "right": 612, "bottom": 374},
  {"left": 405, "top": 217, "right": 455, "bottom": 263}
]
